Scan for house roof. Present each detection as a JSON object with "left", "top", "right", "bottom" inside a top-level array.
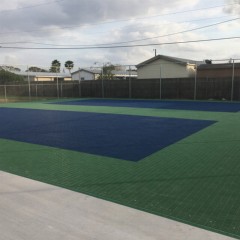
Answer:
[
  {"left": 6, "top": 71, "right": 71, "bottom": 78},
  {"left": 72, "top": 69, "right": 137, "bottom": 77},
  {"left": 136, "top": 55, "right": 199, "bottom": 68},
  {"left": 198, "top": 63, "right": 240, "bottom": 70},
  {"left": 72, "top": 68, "right": 101, "bottom": 75},
  {"left": 112, "top": 70, "right": 138, "bottom": 77}
]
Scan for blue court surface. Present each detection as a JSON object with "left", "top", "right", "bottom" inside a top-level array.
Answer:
[
  {"left": 0, "top": 108, "right": 215, "bottom": 161},
  {"left": 51, "top": 99, "right": 240, "bottom": 112}
]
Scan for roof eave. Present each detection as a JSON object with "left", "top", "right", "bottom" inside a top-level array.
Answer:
[{"left": 136, "top": 55, "right": 196, "bottom": 68}]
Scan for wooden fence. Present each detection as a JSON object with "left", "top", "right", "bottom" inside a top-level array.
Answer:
[{"left": 0, "top": 77, "right": 240, "bottom": 102}]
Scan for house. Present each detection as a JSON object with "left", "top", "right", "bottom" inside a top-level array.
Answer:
[
  {"left": 111, "top": 70, "right": 138, "bottom": 80},
  {"left": 71, "top": 68, "right": 101, "bottom": 81},
  {"left": 71, "top": 68, "right": 138, "bottom": 81},
  {"left": 197, "top": 62, "right": 240, "bottom": 78},
  {"left": 5, "top": 71, "right": 71, "bottom": 82},
  {"left": 136, "top": 55, "right": 198, "bottom": 79}
]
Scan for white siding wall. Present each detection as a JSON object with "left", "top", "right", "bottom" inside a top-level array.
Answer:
[
  {"left": 138, "top": 59, "right": 195, "bottom": 79},
  {"left": 71, "top": 73, "right": 80, "bottom": 81},
  {"left": 72, "top": 71, "right": 99, "bottom": 81},
  {"left": 34, "top": 77, "right": 55, "bottom": 81},
  {"left": 187, "top": 64, "right": 196, "bottom": 77}
]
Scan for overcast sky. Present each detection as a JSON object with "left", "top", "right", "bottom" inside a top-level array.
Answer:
[{"left": 0, "top": 0, "right": 239, "bottom": 71}]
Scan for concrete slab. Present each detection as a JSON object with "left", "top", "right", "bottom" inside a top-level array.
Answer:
[{"left": 0, "top": 171, "right": 235, "bottom": 240}]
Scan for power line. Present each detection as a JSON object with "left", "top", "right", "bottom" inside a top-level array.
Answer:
[
  {"left": 0, "top": 36, "right": 239, "bottom": 50},
  {"left": 1, "top": 17, "right": 239, "bottom": 48},
  {"left": 76, "top": 17, "right": 240, "bottom": 47},
  {"left": 0, "top": 15, "right": 232, "bottom": 37},
  {"left": 0, "top": 16, "right": 233, "bottom": 46}
]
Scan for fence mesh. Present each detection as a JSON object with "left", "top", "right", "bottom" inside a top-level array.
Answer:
[{"left": 0, "top": 77, "right": 240, "bottom": 103}]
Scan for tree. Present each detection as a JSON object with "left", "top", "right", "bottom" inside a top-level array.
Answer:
[
  {"left": 0, "top": 66, "right": 21, "bottom": 72},
  {"left": 0, "top": 70, "right": 24, "bottom": 84},
  {"left": 26, "top": 66, "right": 48, "bottom": 72},
  {"left": 50, "top": 59, "right": 61, "bottom": 73},
  {"left": 98, "top": 64, "right": 115, "bottom": 80},
  {"left": 64, "top": 60, "right": 74, "bottom": 73}
]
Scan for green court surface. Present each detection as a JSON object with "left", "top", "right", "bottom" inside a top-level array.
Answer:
[{"left": 0, "top": 99, "right": 240, "bottom": 239}]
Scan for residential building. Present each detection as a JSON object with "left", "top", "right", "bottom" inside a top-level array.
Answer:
[
  {"left": 71, "top": 68, "right": 137, "bottom": 81},
  {"left": 197, "top": 62, "right": 240, "bottom": 78},
  {"left": 136, "top": 55, "right": 198, "bottom": 79},
  {"left": 4, "top": 71, "right": 71, "bottom": 81},
  {"left": 71, "top": 68, "right": 101, "bottom": 81},
  {"left": 112, "top": 70, "right": 137, "bottom": 80}
]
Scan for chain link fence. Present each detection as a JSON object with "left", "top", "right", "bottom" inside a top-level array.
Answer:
[
  {"left": 0, "top": 59, "right": 240, "bottom": 102},
  {"left": 0, "top": 76, "right": 240, "bottom": 103}
]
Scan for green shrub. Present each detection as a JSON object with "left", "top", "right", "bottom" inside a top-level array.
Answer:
[{"left": 0, "top": 70, "right": 24, "bottom": 84}]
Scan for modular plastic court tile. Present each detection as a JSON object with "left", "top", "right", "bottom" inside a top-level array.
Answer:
[
  {"left": 51, "top": 99, "right": 240, "bottom": 112},
  {"left": 1, "top": 100, "right": 240, "bottom": 239},
  {"left": 0, "top": 108, "right": 215, "bottom": 161}
]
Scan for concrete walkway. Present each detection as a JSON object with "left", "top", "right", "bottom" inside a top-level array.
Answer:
[{"left": 0, "top": 171, "right": 235, "bottom": 240}]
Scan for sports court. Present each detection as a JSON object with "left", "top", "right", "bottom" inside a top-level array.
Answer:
[{"left": 0, "top": 98, "right": 240, "bottom": 239}]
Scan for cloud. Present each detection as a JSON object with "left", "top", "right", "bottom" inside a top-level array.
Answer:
[
  {"left": 2, "top": 0, "right": 239, "bottom": 68},
  {"left": 0, "top": 0, "right": 199, "bottom": 34},
  {"left": 58, "top": 0, "right": 196, "bottom": 23},
  {"left": 224, "top": 0, "right": 240, "bottom": 15}
]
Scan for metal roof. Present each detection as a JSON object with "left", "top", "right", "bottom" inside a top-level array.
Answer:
[
  {"left": 6, "top": 71, "right": 71, "bottom": 78},
  {"left": 198, "top": 63, "right": 240, "bottom": 70},
  {"left": 112, "top": 70, "right": 137, "bottom": 77},
  {"left": 72, "top": 69, "right": 137, "bottom": 77},
  {"left": 72, "top": 68, "right": 101, "bottom": 75},
  {"left": 136, "top": 55, "right": 199, "bottom": 68}
]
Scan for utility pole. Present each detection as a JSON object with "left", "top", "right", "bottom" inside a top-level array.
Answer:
[{"left": 153, "top": 49, "right": 157, "bottom": 56}]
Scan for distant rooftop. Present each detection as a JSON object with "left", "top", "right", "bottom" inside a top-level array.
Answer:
[
  {"left": 72, "top": 68, "right": 137, "bottom": 77},
  {"left": 112, "top": 70, "right": 137, "bottom": 77},
  {"left": 72, "top": 68, "right": 101, "bottom": 75},
  {"left": 136, "top": 55, "right": 202, "bottom": 68},
  {"left": 5, "top": 71, "right": 71, "bottom": 78},
  {"left": 198, "top": 62, "right": 240, "bottom": 70}
]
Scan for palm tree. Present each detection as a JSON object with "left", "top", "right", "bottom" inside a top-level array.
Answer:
[
  {"left": 64, "top": 60, "right": 74, "bottom": 73},
  {"left": 50, "top": 59, "right": 61, "bottom": 73}
]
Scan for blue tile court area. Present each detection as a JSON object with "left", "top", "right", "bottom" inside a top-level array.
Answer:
[
  {"left": 51, "top": 99, "right": 240, "bottom": 112},
  {"left": 0, "top": 108, "right": 216, "bottom": 161}
]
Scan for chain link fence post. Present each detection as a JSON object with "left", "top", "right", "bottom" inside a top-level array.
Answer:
[
  {"left": 60, "top": 82, "right": 63, "bottom": 98},
  {"left": 231, "top": 59, "right": 235, "bottom": 101},
  {"left": 159, "top": 63, "right": 162, "bottom": 99},
  {"left": 79, "top": 80, "right": 81, "bottom": 98},
  {"left": 78, "top": 69, "right": 81, "bottom": 98},
  {"left": 27, "top": 66, "right": 31, "bottom": 101},
  {"left": 35, "top": 84, "right": 38, "bottom": 98},
  {"left": 56, "top": 72, "right": 59, "bottom": 99},
  {"left": 194, "top": 62, "right": 197, "bottom": 100},
  {"left": 129, "top": 65, "right": 132, "bottom": 98},
  {"left": 4, "top": 85, "right": 7, "bottom": 102},
  {"left": 101, "top": 65, "right": 104, "bottom": 98}
]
